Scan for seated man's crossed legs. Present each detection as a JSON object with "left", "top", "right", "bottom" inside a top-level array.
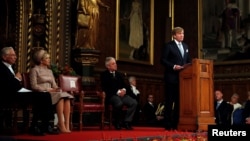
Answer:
[{"left": 110, "top": 95, "right": 137, "bottom": 130}]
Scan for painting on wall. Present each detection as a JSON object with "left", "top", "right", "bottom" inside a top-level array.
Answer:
[
  {"left": 202, "top": 0, "right": 250, "bottom": 62},
  {"left": 115, "top": 0, "right": 154, "bottom": 65}
]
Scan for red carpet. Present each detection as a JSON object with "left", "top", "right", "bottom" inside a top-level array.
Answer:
[{"left": 9, "top": 127, "right": 207, "bottom": 141}]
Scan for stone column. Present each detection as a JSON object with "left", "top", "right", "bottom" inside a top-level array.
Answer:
[{"left": 73, "top": 48, "right": 100, "bottom": 88}]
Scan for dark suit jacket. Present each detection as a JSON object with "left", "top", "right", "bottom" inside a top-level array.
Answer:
[
  {"left": 0, "top": 61, "right": 22, "bottom": 102},
  {"left": 126, "top": 85, "right": 140, "bottom": 102},
  {"left": 243, "top": 100, "right": 250, "bottom": 121},
  {"left": 100, "top": 70, "right": 127, "bottom": 103},
  {"left": 214, "top": 100, "right": 233, "bottom": 126},
  {"left": 143, "top": 102, "right": 157, "bottom": 123},
  {"left": 161, "top": 40, "right": 191, "bottom": 84}
]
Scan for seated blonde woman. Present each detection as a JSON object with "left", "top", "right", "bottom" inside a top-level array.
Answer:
[{"left": 29, "top": 49, "right": 74, "bottom": 133}]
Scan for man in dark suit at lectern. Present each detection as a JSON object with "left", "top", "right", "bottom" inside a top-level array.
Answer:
[{"left": 161, "top": 27, "right": 191, "bottom": 130}]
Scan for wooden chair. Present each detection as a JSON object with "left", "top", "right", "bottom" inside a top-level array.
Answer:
[
  {"left": 0, "top": 73, "right": 31, "bottom": 134},
  {"left": 0, "top": 100, "right": 19, "bottom": 134},
  {"left": 21, "top": 73, "right": 31, "bottom": 90},
  {"left": 21, "top": 73, "right": 33, "bottom": 131},
  {"left": 58, "top": 75, "right": 105, "bottom": 130}
]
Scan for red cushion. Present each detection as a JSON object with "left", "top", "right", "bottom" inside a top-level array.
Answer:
[{"left": 74, "top": 103, "right": 104, "bottom": 111}]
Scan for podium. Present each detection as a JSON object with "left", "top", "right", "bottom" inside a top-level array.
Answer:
[{"left": 178, "top": 59, "right": 215, "bottom": 131}]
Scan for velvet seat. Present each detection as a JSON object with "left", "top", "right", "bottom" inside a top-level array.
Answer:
[
  {"left": 21, "top": 73, "right": 33, "bottom": 131},
  {"left": 58, "top": 75, "right": 105, "bottom": 130}
]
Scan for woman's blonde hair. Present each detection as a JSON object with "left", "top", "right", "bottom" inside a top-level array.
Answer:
[{"left": 32, "top": 49, "right": 49, "bottom": 65}]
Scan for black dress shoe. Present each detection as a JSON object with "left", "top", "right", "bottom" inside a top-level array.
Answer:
[
  {"left": 165, "top": 127, "right": 172, "bottom": 130},
  {"left": 123, "top": 122, "right": 133, "bottom": 130},
  {"left": 165, "top": 123, "right": 173, "bottom": 130},
  {"left": 114, "top": 123, "right": 121, "bottom": 130},
  {"left": 29, "top": 126, "right": 45, "bottom": 136},
  {"left": 46, "top": 126, "right": 59, "bottom": 135}
]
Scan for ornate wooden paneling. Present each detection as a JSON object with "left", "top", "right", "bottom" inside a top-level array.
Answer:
[
  {"left": 4, "top": 0, "right": 72, "bottom": 73},
  {"left": 136, "top": 77, "right": 165, "bottom": 108},
  {"left": 173, "top": 0, "right": 199, "bottom": 59},
  {"left": 214, "top": 60, "right": 250, "bottom": 103}
]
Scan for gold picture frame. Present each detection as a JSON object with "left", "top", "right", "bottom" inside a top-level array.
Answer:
[{"left": 115, "top": 0, "right": 154, "bottom": 65}]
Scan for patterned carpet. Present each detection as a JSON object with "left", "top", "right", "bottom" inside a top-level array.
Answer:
[{"left": 6, "top": 127, "right": 207, "bottom": 141}]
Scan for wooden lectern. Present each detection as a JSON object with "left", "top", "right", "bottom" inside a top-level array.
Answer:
[{"left": 178, "top": 59, "right": 215, "bottom": 131}]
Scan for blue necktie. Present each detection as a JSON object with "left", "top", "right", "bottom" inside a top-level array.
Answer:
[
  {"left": 216, "top": 102, "right": 220, "bottom": 109},
  {"left": 178, "top": 43, "right": 184, "bottom": 57}
]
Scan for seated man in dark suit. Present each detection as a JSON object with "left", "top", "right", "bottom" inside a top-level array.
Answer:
[
  {"left": 143, "top": 94, "right": 164, "bottom": 126},
  {"left": 214, "top": 90, "right": 233, "bottom": 126},
  {"left": 0, "top": 47, "right": 58, "bottom": 135},
  {"left": 100, "top": 57, "right": 137, "bottom": 130},
  {"left": 242, "top": 91, "right": 250, "bottom": 124}
]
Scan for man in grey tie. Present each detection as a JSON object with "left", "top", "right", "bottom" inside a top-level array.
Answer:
[
  {"left": 161, "top": 27, "right": 192, "bottom": 130},
  {"left": 177, "top": 43, "right": 184, "bottom": 57},
  {"left": 214, "top": 90, "right": 233, "bottom": 126}
]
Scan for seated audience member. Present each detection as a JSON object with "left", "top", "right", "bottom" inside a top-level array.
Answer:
[
  {"left": 246, "top": 117, "right": 250, "bottom": 124},
  {"left": 228, "top": 93, "right": 243, "bottom": 125},
  {"left": 143, "top": 94, "right": 164, "bottom": 126},
  {"left": 29, "top": 49, "right": 74, "bottom": 133},
  {"left": 242, "top": 91, "right": 250, "bottom": 124},
  {"left": 126, "top": 76, "right": 141, "bottom": 124},
  {"left": 214, "top": 90, "right": 233, "bottom": 126},
  {"left": 0, "top": 47, "right": 57, "bottom": 136},
  {"left": 100, "top": 57, "right": 137, "bottom": 130}
]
